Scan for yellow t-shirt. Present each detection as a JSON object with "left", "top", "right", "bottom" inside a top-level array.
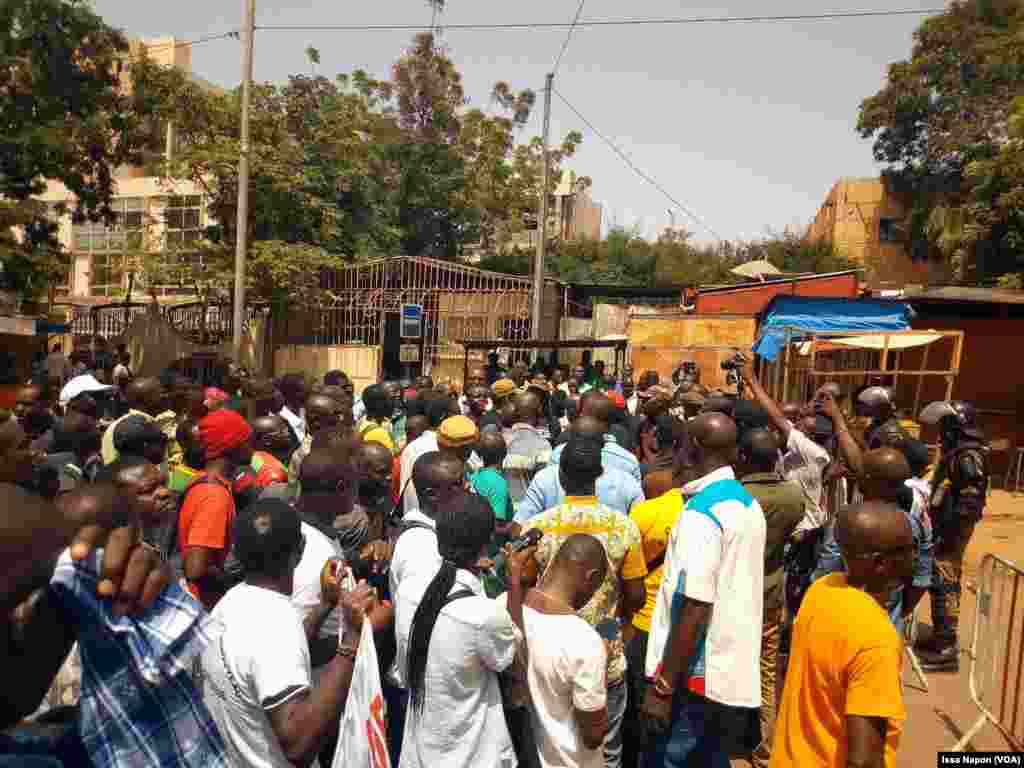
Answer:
[
  {"left": 628, "top": 488, "right": 684, "bottom": 633},
  {"left": 358, "top": 418, "right": 395, "bottom": 453},
  {"left": 771, "top": 573, "right": 905, "bottom": 768}
]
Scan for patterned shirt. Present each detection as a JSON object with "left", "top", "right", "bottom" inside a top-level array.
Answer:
[
  {"left": 526, "top": 497, "right": 647, "bottom": 684},
  {"left": 49, "top": 549, "right": 228, "bottom": 768}
]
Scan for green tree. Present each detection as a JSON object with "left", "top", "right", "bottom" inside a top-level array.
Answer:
[
  {"left": 857, "top": 0, "right": 1024, "bottom": 283},
  {"left": 0, "top": 0, "right": 164, "bottom": 303}
]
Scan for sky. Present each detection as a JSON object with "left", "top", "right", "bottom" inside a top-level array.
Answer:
[{"left": 92, "top": 0, "right": 941, "bottom": 245}]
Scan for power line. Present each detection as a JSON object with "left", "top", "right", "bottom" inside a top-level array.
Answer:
[
  {"left": 553, "top": 87, "right": 723, "bottom": 242},
  {"left": 256, "top": 8, "right": 944, "bottom": 33},
  {"left": 135, "top": 31, "right": 239, "bottom": 53},
  {"left": 551, "top": 0, "right": 587, "bottom": 76}
]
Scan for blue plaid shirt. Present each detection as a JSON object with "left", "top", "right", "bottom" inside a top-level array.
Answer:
[{"left": 49, "top": 550, "right": 228, "bottom": 768}]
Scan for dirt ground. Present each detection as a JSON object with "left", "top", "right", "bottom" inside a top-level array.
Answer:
[
  {"left": 897, "top": 489, "right": 1024, "bottom": 761},
  {"left": 731, "top": 489, "right": 1024, "bottom": 766}
]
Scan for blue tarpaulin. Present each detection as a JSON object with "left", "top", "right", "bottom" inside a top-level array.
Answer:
[{"left": 753, "top": 295, "right": 915, "bottom": 361}]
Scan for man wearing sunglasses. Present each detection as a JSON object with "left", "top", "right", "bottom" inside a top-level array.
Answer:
[{"left": 771, "top": 501, "right": 912, "bottom": 768}]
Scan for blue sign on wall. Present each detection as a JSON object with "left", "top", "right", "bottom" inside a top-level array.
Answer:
[{"left": 400, "top": 303, "right": 422, "bottom": 339}]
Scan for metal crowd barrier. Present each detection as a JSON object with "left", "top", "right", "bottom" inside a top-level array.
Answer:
[{"left": 952, "top": 553, "right": 1024, "bottom": 751}]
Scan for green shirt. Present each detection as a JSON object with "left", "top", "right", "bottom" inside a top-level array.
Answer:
[
  {"left": 471, "top": 466, "right": 513, "bottom": 522},
  {"left": 741, "top": 471, "right": 806, "bottom": 612}
]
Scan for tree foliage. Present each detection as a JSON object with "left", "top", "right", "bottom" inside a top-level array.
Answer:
[
  {"left": 0, "top": 0, "right": 164, "bottom": 301},
  {"left": 135, "top": 30, "right": 583, "bottom": 298},
  {"left": 477, "top": 228, "right": 852, "bottom": 288},
  {"left": 858, "top": 0, "right": 1024, "bottom": 285}
]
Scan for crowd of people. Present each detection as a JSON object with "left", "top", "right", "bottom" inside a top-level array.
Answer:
[{"left": 0, "top": 343, "right": 990, "bottom": 768}]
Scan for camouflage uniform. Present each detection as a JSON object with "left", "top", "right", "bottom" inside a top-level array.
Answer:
[{"left": 926, "top": 437, "right": 988, "bottom": 659}]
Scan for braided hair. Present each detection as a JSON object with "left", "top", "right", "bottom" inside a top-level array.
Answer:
[{"left": 406, "top": 492, "right": 495, "bottom": 713}]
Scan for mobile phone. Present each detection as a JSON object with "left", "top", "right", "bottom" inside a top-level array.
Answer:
[{"left": 509, "top": 528, "right": 543, "bottom": 553}]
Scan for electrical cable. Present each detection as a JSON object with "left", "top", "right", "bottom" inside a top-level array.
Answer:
[
  {"left": 551, "top": 0, "right": 587, "bottom": 76},
  {"left": 554, "top": 87, "right": 723, "bottom": 242},
  {"left": 256, "top": 9, "right": 944, "bottom": 33},
  {"left": 135, "top": 31, "right": 239, "bottom": 53}
]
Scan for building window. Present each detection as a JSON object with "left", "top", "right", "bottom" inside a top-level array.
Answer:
[
  {"left": 159, "top": 195, "right": 206, "bottom": 295},
  {"left": 165, "top": 195, "right": 203, "bottom": 250},
  {"left": 72, "top": 198, "right": 145, "bottom": 296},
  {"left": 879, "top": 217, "right": 900, "bottom": 243},
  {"left": 89, "top": 253, "right": 127, "bottom": 297}
]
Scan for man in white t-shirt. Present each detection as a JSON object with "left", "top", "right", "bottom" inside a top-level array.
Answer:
[
  {"left": 519, "top": 533, "right": 610, "bottom": 768},
  {"left": 292, "top": 449, "right": 352, "bottom": 659},
  {"left": 641, "top": 413, "right": 766, "bottom": 767},
  {"left": 201, "top": 499, "right": 377, "bottom": 768}
]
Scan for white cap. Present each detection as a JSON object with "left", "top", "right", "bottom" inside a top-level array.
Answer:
[{"left": 60, "top": 374, "right": 112, "bottom": 407}]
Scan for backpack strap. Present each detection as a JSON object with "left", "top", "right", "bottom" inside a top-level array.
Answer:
[
  {"left": 396, "top": 520, "right": 435, "bottom": 540},
  {"left": 442, "top": 587, "right": 475, "bottom": 607},
  {"left": 168, "top": 475, "right": 233, "bottom": 575}
]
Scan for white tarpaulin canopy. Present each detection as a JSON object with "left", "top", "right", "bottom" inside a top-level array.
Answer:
[
  {"left": 797, "top": 332, "right": 944, "bottom": 355},
  {"left": 827, "top": 332, "right": 943, "bottom": 351}
]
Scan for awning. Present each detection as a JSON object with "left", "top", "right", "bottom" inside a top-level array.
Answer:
[
  {"left": 753, "top": 296, "right": 915, "bottom": 361},
  {"left": 827, "top": 332, "right": 942, "bottom": 351}
]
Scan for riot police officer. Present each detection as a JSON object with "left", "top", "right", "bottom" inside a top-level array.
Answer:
[
  {"left": 856, "top": 385, "right": 911, "bottom": 449},
  {"left": 918, "top": 400, "right": 989, "bottom": 672}
]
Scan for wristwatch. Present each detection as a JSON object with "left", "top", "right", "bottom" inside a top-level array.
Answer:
[{"left": 651, "top": 672, "right": 676, "bottom": 699}]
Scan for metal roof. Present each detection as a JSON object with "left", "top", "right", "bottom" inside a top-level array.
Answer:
[{"left": 901, "top": 286, "right": 1024, "bottom": 305}]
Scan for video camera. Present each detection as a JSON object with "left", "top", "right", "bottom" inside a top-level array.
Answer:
[{"left": 720, "top": 351, "right": 749, "bottom": 394}]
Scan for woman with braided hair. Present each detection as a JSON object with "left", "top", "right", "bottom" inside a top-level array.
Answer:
[{"left": 397, "top": 491, "right": 530, "bottom": 768}]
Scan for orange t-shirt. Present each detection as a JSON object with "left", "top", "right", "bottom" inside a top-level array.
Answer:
[
  {"left": 178, "top": 474, "right": 235, "bottom": 610},
  {"left": 770, "top": 572, "right": 905, "bottom": 768}
]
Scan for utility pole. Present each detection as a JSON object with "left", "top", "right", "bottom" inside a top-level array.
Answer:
[
  {"left": 232, "top": 0, "right": 255, "bottom": 360},
  {"left": 531, "top": 72, "right": 554, "bottom": 347}
]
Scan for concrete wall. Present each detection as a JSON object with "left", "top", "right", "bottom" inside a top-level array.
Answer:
[
  {"left": 630, "top": 314, "right": 757, "bottom": 389},
  {"left": 806, "top": 178, "right": 944, "bottom": 289},
  {"left": 274, "top": 345, "right": 381, "bottom": 394}
]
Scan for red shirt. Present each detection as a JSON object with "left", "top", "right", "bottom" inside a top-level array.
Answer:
[{"left": 178, "top": 473, "right": 235, "bottom": 610}]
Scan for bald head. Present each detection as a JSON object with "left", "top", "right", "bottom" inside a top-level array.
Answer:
[
  {"left": 412, "top": 451, "right": 465, "bottom": 516},
  {"left": 546, "top": 532, "right": 610, "bottom": 610},
  {"left": 514, "top": 392, "right": 541, "bottom": 424},
  {"left": 861, "top": 447, "right": 911, "bottom": 502},
  {"left": 553, "top": 533, "right": 608, "bottom": 573},
  {"left": 360, "top": 439, "right": 393, "bottom": 466},
  {"left": 250, "top": 414, "right": 284, "bottom": 435},
  {"left": 573, "top": 415, "right": 607, "bottom": 441},
  {"left": 580, "top": 392, "right": 614, "bottom": 426},
  {"left": 125, "top": 378, "right": 165, "bottom": 415},
  {"left": 836, "top": 501, "right": 914, "bottom": 594},
  {"left": 738, "top": 427, "right": 779, "bottom": 473},
  {"left": 689, "top": 412, "right": 738, "bottom": 467},
  {"left": 781, "top": 402, "right": 804, "bottom": 423},
  {"left": 477, "top": 431, "right": 508, "bottom": 467},
  {"left": 299, "top": 449, "right": 351, "bottom": 495}
]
